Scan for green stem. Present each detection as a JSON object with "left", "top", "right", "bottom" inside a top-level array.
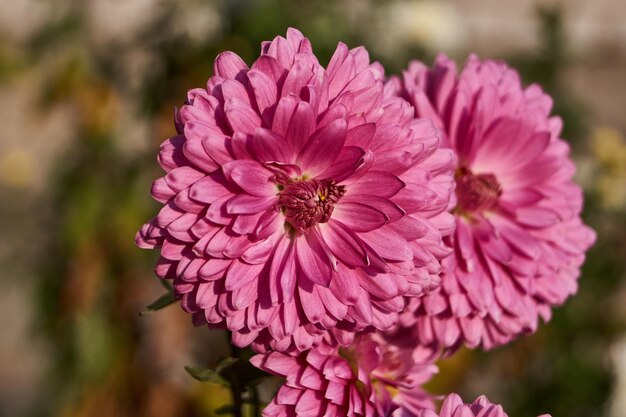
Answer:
[
  {"left": 232, "top": 381, "right": 243, "bottom": 417},
  {"left": 251, "top": 384, "right": 260, "bottom": 417},
  {"left": 227, "top": 330, "right": 241, "bottom": 358},
  {"left": 226, "top": 331, "right": 243, "bottom": 417}
]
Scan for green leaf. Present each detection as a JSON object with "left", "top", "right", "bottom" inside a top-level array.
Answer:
[
  {"left": 139, "top": 291, "right": 176, "bottom": 315},
  {"left": 158, "top": 278, "right": 173, "bottom": 292},
  {"left": 215, "top": 404, "right": 235, "bottom": 415},
  {"left": 216, "top": 357, "right": 269, "bottom": 386},
  {"left": 184, "top": 366, "right": 230, "bottom": 387},
  {"left": 216, "top": 357, "right": 240, "bottom": 373},
  {"left": 184, "top": 357, "right": 270, "bottom": 388}
]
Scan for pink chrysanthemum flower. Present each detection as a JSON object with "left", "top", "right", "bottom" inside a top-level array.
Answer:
[
  {"left": 251, "top": 330, "right": 439, "bottom": 417},
  {"left": 136, "top": 29, "right": 455, "bottom": 353},
  {"left": 386, "top": 55, "right": 596, "bottom": 349},
  {"left": 416, "top": 394, "right": 551, "bottom": 417}
]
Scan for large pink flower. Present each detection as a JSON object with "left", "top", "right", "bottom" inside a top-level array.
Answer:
[
  {"left": 416, "top": 394, "right": 550, "bottom": 417},
  {"left": 136, "top": 29, "right": 455, "bottom": 353},
  {"left": 386, "top": 55, "right": 596, "bottom": 350},
  {"left": 251, "top": 330, "right": 439, "bottom": 417}
]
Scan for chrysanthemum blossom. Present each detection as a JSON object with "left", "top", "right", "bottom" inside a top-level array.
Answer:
[
  {"left": 416, "top": 394, "right": 551, "bottom": 417},
  {"left": 136, "top": 29, "right": 456, "bottom": 353},
  {"left": 386, "top": 55, "right": 596, "bottom": 350},
  {"left": 251, "top": 331, "right": 439, "bottom": 417}
]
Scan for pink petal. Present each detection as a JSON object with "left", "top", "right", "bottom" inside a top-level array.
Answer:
[
  {"left": 272, "top": 95, "right": 299, "bottom": 138},
  {"left": 198, "top": 259, "right": 231, "bottom": 281},
  {"left": 157, "top": 136, "right": 187, "bottom": 171},
  {"left": 220, "top": 79, "right": 251, "bottom": 106},
  {"left": 213, "top": 51, "right": 248, "bottom": 79},
  {"left": 225, "top": 261, "right": 264, "bottom": 291},
  {"left": 298, "top": 280, "right": 325, "bottom": 323},
  {"left": 328, "top": 266, "right": 360, "bottom": 305},
  {"left": 151, "top": 178, "right": 176, "bottom": 203},
  {"left": 281, "top": 59, "right": 315, "bottom": 98},
  {"left": 515, "top": 206, "right": 560, "bottom": 228},
  {"left": 183, "top": 138, "right": 218, "bottom": 173},
  {"left": 345, "top": 123, "right": 376, "bottom": 148},
  {"left": 317, "top": 146, "right": 368, "bottom": 183},
  {"left": 358, "top": 273, "right": 399, "bottom": 300},
  {"left": 317, "top": 286, "right": 348, "bottom": 320},
  {"left": 326, "top": 43, "right": 354, "bottom": 99},
  {"left": 200, "top": 133, "right": 232, "bottom": 165},
  {"left": 253, "top": 55, "right": 285, "bottom": 91},
  {"left": 188, "top": 174, "right": 231, "bottom": 204},
  {"left": 359, "top": 228, "right": 412, "bottom": 261},
  {"left": 222, "top": 160, "right": 275, "bottom": 197},
  {"left": 276, "top": 386, "right": 302, "bottom": 405},
  {"left": 285, "top": 101, "right": 316, "bottom": 154},
  {"left": 341, "top": 194, "right": 404, "bottom": 222},
  {"left": 294, "top": 390, "right": 324, "bottom": 417},
  {"left": 250, "top": 352, "right": 296, "bottom": 375},
  {"left": 224, "top": 98, "right": 262, "bottom": 135},
  {"left": 332, "top": 202, "right": 388, "bottom": 232},
  {"left": 346, "top": 171, "right": 405, "bottom": 198},
  {"left": 247, "top": 69, "right": 277, "bottom": 116},
  {"left": 325, "top": 380, "right": 346, "bottom": 404},
  {"left": 440, "top": 394, "right": 465, "bottom": 417},
  {"left": 268, "top": 237, "right": 295, "bottom": 305},
  {"left": 226, "top": 194, "right": 275, "bottom": 214},
  {"left": 318, "top": 220, "right": 368, "bottom": 269},
  {"left": 242, "top": 233, "right": 279, "bottom": 265},
  {"left": 265, "top": 35, "right": 295, "bottom": 69},
  {"left": 249, "top": 127, "right": 294, "bottom": 164},
  {"left": 296, "top": 235, "right": 333, "bottom": 287},
  {"left": 490, "top": 216, "right": 539, "bottom": 259},
  {"left": 298, "top": 119, "right": 347, "bottom": 176},
  {"left": 164, "top": 166, "right": 205, "bottom": 192},
  {"left": 231, "top": 279, "right": 258, "bottom": 310}
]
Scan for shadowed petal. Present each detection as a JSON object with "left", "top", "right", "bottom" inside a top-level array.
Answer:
[
  {"left": 345, "top": 171, "right": 405, "bottom": 198},
  {"left": 299, "top": 119, "right": 347, "bottom": 176},
  {"left": 222, "top": 160, "right": 275, "bottom": 197},
  {"left": 332, "top": 202, "right": 388, "bottom": 232},
  {"left": 214, "top": 51, "right": 248, "bottom": 79},
  {"left": 318, "top": 220, "right": 368, "bottom": 268}
]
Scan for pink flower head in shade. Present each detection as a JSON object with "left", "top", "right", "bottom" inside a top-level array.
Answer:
[
  {"left": 250, "top": 331, "right": 439, "bottom": 417},
  {"left": 386, "top": 54, "right": 596, "bottom": 350},
  {"left": 136, "top": 29, "right": 456, "bottom": 353},
  {"left": 416, "top": 394, "right": 551, "bottom": 417}
]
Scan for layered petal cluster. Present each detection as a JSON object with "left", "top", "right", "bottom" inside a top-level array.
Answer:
[
  {"left": 387, "top": 55, "right": 596, "bottom": 349},
  {"left": 415, "top": 394, "right": 550, "bottom": 417},
  {"left": 251, "top": 331, "right": 439, "bottom": 417},
  {"left": 136, "top": 29, "right": 455, "bottom": 353}
]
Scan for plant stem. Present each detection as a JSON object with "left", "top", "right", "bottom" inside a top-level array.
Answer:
[
  {"left": 226, "top": 331, "right": 243, "bottom": 417},
  {"left": 232, "top": 380, "right": 243, "bottom": 417},
  {"left": 251, "top": 384, "right": 260, "bottom": 417}
]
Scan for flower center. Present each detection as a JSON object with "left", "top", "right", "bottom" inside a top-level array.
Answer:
[
  {"left": 455, "top": 167, "right": 502, "bottom": 213},
  {"left": 278, "top": 178, "right": 346, "bottom": 232}
]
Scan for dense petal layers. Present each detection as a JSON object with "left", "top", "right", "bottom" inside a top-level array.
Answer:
[
  {"left": 415, "top": 394, "right": 551, "bottom": 417},
  {"left": 136, "top": 29, "right": 455, "bottom": 353},
  {"left": 251, "top": 331, "right": 439, "bottom": 417},
  {"left": 388, "top": 55, "right": 596, "bottom": 350}
]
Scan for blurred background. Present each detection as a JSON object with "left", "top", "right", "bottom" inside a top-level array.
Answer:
[{"left": 1, "top": 0, "right": 625, "bottom": 416}]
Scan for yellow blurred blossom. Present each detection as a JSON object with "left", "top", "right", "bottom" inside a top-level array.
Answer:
[
  {"left": 592, "top": 127, "right": 626, "bottom": 210},
  {"left": 0, "top": 148, "right": 35, "bottom": 188},
  {"left": 378, "top": 0, "right": 465, "bottom": 53}
]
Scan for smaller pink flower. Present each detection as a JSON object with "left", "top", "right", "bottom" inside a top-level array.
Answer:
[
  {"left": 416, "top": 394, "right": 551, "bottom": 417},
  {"left": 251, "top": 330, "right": 439, "bottom": 417},
  {"left": 387, "top": 54, "right": 596, "bottom": 350}
]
